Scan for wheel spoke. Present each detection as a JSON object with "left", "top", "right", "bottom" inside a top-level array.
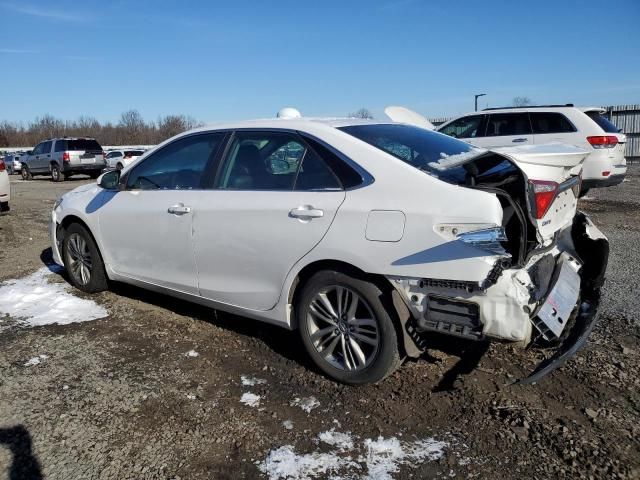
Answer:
[
  {"left": 310, "top": 326, "right": 335, "bottom": 345},
  {"left": 340, "top": 335, "right": 352, "bottom": 371},
  {"left": 322, "top": 335, "right": 341, "bottom": 359},
  {"left": 348, "top": 337, "right": 366, "bottom": 368},
  {"left": 346, "top": 291, "right": 359, "bottom": 321},
  {"left": 310, "top": 297, "right": 337, "bottom": 325},
  {"left": 350, "top": 331, "right": 378, "bottom": 346},
  {"left": 317, "top": 292, "right": 338, "bottom": 319}
]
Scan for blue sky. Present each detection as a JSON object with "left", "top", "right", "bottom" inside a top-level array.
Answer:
[{"left": 1, "top": 0, "right": 639, "bottom": 123}]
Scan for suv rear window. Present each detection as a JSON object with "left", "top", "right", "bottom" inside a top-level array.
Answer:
[
  {"left": 66, "top": 139, "right": 103, "bottom": 151},
  {"left": 125, "top": 150, "right": 144, "bottom": 156},
  {"left": 585, "top": 112, "right": 620, "bottom": 133}
]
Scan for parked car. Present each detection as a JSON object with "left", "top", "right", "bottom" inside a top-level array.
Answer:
[
  {"left": 0, "top": 158, "right": 10, "bottom": 213},
  {"left": 50, "top": 117, "right": 608, "bottom": 385},
  {"left": 2, "top": 154, "right": 22, "bottom": 174},
  {"left": 105, "top": 149, "right": 145, "bottom": 170},
  {"left": 21, "top": 137, "right": 106, "bottom": 181},
  {"left": 437, "top": 105, "right": 627, "bottom": 195}
]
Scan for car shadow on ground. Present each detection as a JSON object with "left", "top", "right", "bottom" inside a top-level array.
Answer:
[
  {"left": 40, "top": 247, "right": 492, "bottom": 386},
  {"left": 0, "top": 425, "right": 43, "bottom": 480}
]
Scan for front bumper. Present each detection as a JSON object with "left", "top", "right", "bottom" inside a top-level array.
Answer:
[{"left": 50, "top": 210, "right": 64, "bottom": 266}]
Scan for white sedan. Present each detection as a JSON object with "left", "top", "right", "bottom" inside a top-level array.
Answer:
[
  {"left": 50, "top": 116, "right": 609, "bottom": 384},
  {"left": 0, "top": 157, "right": 10, "bottom": 213}
]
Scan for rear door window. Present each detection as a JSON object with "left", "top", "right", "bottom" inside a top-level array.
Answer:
[
  {"left": 439, "top": 115, "right": 486, "bottom": 139},
  {"left": 585, "top": 111, "right": 620, "bottom": 133},
  {"left": 54, "top": 140, "right": 67, "bottom": 152},
  {"left": 485, "top": 113, "right": 532, "bottom": 136},
  {"left": 530, "top": 112, "right": 576, "bottom": 134}
]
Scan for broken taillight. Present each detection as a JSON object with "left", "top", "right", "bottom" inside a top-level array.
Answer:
[{"left": 529, "top": 179, "right": 558, "bottom": 219}]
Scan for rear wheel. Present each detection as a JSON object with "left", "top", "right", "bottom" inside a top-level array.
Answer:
[
  {"left": 51, "top": 164, "right": 63, "bottom": 182},
  {"left": 0, "top": 202, "right": 9, "bottom": 213},
  {"left": 297, "top": 270, "right": 401, "bottom": 385},
  {"left": 62, "top": 223, "right": 108, "bottom": 293},
  {"left": 21, "top": 165, "right": 32, "bottom": 180}
]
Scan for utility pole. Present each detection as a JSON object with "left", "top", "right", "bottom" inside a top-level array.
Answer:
[{"left": 474, "top": 93, "right": 486, "bottom": 112}]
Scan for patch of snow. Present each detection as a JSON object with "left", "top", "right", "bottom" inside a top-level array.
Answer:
[
  {"left": 184, "top": 350, "right": 199, "bottom": 357},
  {"left": 240, "top": 392, "right": 261, "bottom": 408},
  {"left": 428, "top": 148, "right": 487, "bottom": 171},
  {"left": 0, "top": 267, "right": 108, "bottom": 327},
  {"left": 23, "top": 354, "right": 48, "bottom": 366},
  {"left": 260, "top": 435, "right": 449, "bottom": 480},
  {"left": 258, "top": 445, "right": 357, "bottom": 480},
  {"left": 241, "top": 375, "right": 267, "bottom": 386},
  {"left": 318, "top": 429, "right": 354, "bottom": 451},
  {"left": 282, "top": 420, "right": 294, "bottom": 430},
  {"left": 290, "top": 396, "right": 320, "bottom": 413},
  {"left": 581, "top": 196, "right": 594, "bottom": 201}
]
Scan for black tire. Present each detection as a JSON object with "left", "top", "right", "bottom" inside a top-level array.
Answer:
[
  {"left": 62, "top": 223, "right": 108, "bottom": 293},
  {"left": 297, "top": 270, "right": 401, "bottom": 385},
  {"left": 51, "top": 164, "right": 63, "bottom": 182},
  {"left": 0, "top": 202, "right": 9, "bottom": 213},
  {"left": 21, "top": 165, "right": 32, "bottom": 180},
  {"left": 116, "top": 163, "right": 124, "bottom": 171},
  {"left": 579, "top": 187, "right": 590, "bottom": 198}
]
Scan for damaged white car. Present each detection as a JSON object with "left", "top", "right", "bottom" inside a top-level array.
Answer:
[{"left": 49, "top": 116, "right": 609, "bottom": 385}]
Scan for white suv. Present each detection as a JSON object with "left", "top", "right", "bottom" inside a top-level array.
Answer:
[{"left": 437, "top": 105, "right": 627, "bottom": 194}]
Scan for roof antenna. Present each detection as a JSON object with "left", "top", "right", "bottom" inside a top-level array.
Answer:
[{"left": 277, "top": 107, "right": 301, "bottom": 119}]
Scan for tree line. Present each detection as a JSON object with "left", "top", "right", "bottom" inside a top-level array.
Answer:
[{"left": 0, "top": 110, "right": 202, "bottom": 148}]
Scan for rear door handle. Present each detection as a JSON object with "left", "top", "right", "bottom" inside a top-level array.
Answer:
[
  {"left": 512, "top": 138, "right": 528, "bottom": 143},
  {"left": 289, "top": 205, "right": 324, "bottom": 220},
  {"left": 167, "top": 204, "right": 191, "bottom": 215}
]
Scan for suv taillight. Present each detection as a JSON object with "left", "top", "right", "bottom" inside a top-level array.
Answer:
[
  {"left": 529, "top": 179, "right": 558, "bottom": 219},
  {"left": 0, "top": 160, "right": 5, "bottom": 172},
  {"left": 62, "top": 152, "right": 70, "bottom": 162},
  {"left": 587, "top": 135, "right": 618, "bottom": 149}
]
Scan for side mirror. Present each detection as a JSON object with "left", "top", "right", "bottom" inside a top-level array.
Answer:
[{"left": 98, "top": 170, "right": 121, "bottom": 190}]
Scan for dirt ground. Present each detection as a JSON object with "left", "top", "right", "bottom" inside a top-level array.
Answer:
[{"left": 0, "top": 171, "right": 639, "bottom": 480}]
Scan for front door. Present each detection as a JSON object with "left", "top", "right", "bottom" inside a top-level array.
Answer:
[
  {"left": 471, "top": 112, "right": 533, "bottom": 149},
  {"left": 97, "top": 132, "right": 225, "bottom": 294},
  {"left": 193, "top": 130, "right": 345, "bottom": 311}
]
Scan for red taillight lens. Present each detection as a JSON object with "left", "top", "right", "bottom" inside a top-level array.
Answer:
[
  {"left": 587, "top": 135, "right": 618, "bottom": 149},
  {"left": 602, "top": 171, "right": 610, "bottom": 177},
  {"left": 62, "top": 152, "right": 70, "bottom": 162},
  {"left": 529, "top": 179, "right": 558, "bottom": 219},
  {"left": 0, "top": 160, "right": 5, "bottom": 172}
]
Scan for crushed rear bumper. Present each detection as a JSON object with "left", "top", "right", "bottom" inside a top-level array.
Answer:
[{"left": 516, "top": 212, "right": 609, "bottom": 384}]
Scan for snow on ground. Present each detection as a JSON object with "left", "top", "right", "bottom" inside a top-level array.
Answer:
[
  {"left": 0, "top": 267, "right": 107, "bottom": 327},
  {"left": 241, "top": 375, "right": 267, "bottom": 386},
  {"left": 282, "top": 420, "right": 294, "bottom": 430},
  {"left": 259, "top": 433, "right": 449, "bottom": 480},
  {"left": 23, "top": 354, "right": 48, "bottom": 367},
  {"left": 184, "top": 350, "right": 199, "bottom": 357},
  {"left": 240, "top": 392, "right": 261, "bottom": 408},
  {"left": 290, "top": 396, "right": 320, "bottom": 413}
]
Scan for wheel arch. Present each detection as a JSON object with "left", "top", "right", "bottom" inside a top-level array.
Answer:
[
  {"left": 57, "top": 214, "right": 107, "bottom": 269},
  {"left": 286, "top": 259, "right": 419, "bottom": 358}
]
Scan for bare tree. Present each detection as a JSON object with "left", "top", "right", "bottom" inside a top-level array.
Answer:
[
  {"left": 512, "top": 96, "right": 533, "bottom": 107},
  {"left": 348, "top": 108, "right": 374, "bottom": 119}
]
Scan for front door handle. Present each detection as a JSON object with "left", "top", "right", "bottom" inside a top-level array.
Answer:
[
  {"left": 167, "top": 204, "right": 191, "bottom": 215},
  {"left": 512, "top": 138, "right": 528, "bottom": 143},
  {"left": 289, "top": 205, "right": 324, "bottom": 220}
]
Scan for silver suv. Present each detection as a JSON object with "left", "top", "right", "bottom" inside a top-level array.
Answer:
[{"left": 21, "top": 137, "right": 106, "bottom": 182}]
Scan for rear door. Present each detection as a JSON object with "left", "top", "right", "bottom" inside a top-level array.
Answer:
[
  {"left": 472, "top": 112, "right": 533, "bottom": 148},
  {"left": 530, "top": 112, "right": 577, "bottom": 144},
  {"left": 192, "top": 130, "right": 345, "bottom": 311}
]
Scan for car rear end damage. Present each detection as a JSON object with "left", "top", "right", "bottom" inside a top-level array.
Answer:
[{"left": 383, "top": 143, "right": 608, "bottom": 382}]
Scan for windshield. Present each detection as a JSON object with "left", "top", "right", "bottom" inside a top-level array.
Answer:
[
  {"left": 338, "top": 124, "right": 489, "bottom": 182},
  {"left": 586, "top": 112, "right": 620, "bottom": 134}
]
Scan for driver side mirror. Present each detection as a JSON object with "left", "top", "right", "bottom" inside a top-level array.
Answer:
[{"left": 98, "top": 169, "right": 121, "bottom": 190}]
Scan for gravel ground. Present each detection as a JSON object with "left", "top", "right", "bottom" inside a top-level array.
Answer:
[{"left": 0, "top": 172, "right": 639, "bottom": 480}]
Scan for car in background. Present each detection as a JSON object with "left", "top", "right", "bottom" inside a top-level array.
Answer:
[
  {"left": 21, "top": 137, "right": 106, "bottom": 182},
  {"left": 437, "top": 105, "right": 627, "bottom": 195},
  {"left": 2, "top": 154, "right": 22, "bottom": 174},
  {"left": 0, "top": 158, "right": 10, "bottom": 213},
  {"left": 106, "top": 149, "right": 145, "bottom": 170},
  {"left": 50, "top": 115, "right": 608, "bottom": 385}
]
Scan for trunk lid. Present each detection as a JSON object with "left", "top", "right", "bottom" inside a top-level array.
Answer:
[{"left": 491, "top": 143, "right": 588, "bottom": 243}]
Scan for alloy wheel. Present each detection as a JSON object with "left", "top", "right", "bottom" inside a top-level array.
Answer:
[
  {"left": 67, "top": 233, "right": 93, "bottom": 285},
  {"left": 306, "top": 285, "right": 380, "bottom": 372}
]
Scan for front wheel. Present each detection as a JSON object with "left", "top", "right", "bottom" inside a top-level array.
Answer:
[
  {"left": 297, "top": 270, "right": 401, "bottom": 385},
  {"left": 62, "top": 223, "right": 108, "bottom": 293},
  {"left": 21, "top": 166, "right": 32, "bottom": 180}
]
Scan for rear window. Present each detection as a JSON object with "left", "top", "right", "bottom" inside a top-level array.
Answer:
[
  {"left": 586, "top": 112, "right": 620, "bottom": 133},
  {"left": 125, "top": 150, "right": 144, "bottom": 156},
  {"left": 338, "top": 124, "right": 490, "bottom": 184},
  {"left": 67, "top": 139, "right": 103, "bottom": 151}
]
